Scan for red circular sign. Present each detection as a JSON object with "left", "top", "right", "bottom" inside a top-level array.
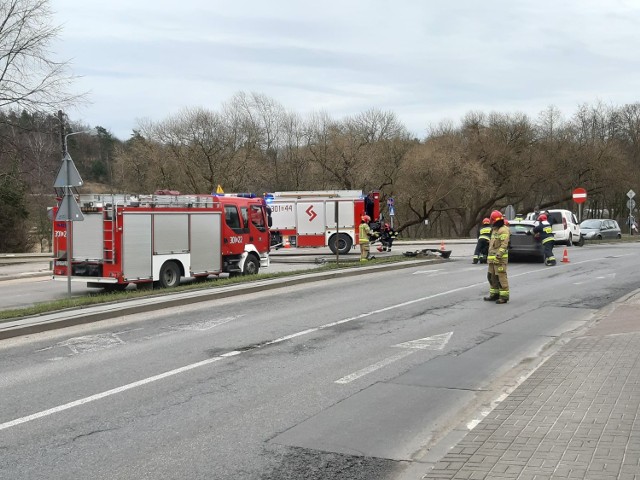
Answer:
[{"left": 572, "top": 187, "right": 587, "bottom": 204}]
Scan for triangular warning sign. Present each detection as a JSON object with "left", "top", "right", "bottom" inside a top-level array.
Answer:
[
  {"left": 54, "top": 154, "right": 84, "bottom": 188},
  {"left": 56, "top": 195, "right": 85, "bottom": 221},
  {"left": 216, "top": 184, "right": 224, "bottom": 194}
]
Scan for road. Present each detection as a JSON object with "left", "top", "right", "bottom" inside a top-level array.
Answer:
[
  {"left": 1, "top": 242, "right": 638, "bottom": 479},
  {"left": 0, "top": 241, "right": 461, "bottom": 311}
]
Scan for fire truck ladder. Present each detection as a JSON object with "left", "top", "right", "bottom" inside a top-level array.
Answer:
[{"left": 103, "top": 204, "right": 117, "bottom": 263}]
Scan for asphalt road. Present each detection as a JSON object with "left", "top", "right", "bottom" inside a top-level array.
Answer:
[
  {"left": 0, "top": 241, "right": 466, "bottom": 311},
  {"left": 1, "top": 242, "right": 638, "bottom": 479}
]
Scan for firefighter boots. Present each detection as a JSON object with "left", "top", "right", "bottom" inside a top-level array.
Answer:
[
  {"left": 483, "top": 294, "right": 499, "bottom": 301},
  {"left": 496, "top": 298, "right": 509, "bottom": 304}
]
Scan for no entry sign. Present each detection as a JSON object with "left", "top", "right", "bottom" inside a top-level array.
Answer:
[{"left": 572, "top": 187, "right": 587, "bottom": 204}]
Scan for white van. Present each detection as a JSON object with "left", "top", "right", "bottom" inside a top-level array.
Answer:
[{"left": 526, "top": 209, "right": 583, "bottom": 246}]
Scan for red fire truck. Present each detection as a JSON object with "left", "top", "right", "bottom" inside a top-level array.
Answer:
[
  {"left": 264, "top": 190, "right": 380, "bottom": 254},
  {"left": 52, "top": 192, "right": 271, "bottom": 290}
]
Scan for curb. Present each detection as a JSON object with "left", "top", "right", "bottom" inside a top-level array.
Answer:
[
  {"left": 0, "top": 271, "right": 52, "bottom": 282},
  {"left": 0, "top": 257, "right": 445, "bottom": 340}
]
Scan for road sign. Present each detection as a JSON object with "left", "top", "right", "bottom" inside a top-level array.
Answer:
[
  {"left": 572, "top": 187, "right": 587, "bottom": 204},
  {"left": 53, "top": 153, "right": 83, "bottom": 188},
  {"left": 628, "top": 189, "right": 636, "bottom": 199},
  {"left": 504, "top": 205, "right": 515, "bottom": 220},
  {"left": 627, "top": 199, "right": 636, "bottom": 211},
  {"left": 56, "top": 195, "right": 84, "bottom": 221}
]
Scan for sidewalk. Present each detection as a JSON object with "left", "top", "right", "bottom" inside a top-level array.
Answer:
[{"left": 408, "top": 290, "right": 640, "bottom": 480}]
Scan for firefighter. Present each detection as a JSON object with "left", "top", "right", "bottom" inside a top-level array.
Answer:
[
  {"left": 377, "top": 223, "right": 398, "bottom": 252},
  {"left": 533, "top": 213, "right": 556, "bottom": 265},
  {"left": 484, "top": 210, "right": 510, "bottom": 304},
  {"left": 359, "top": 214, "right": 375, "bottom": 261},
  {"left": 472, "top": 218, "right": 491, "bottom": 264}
]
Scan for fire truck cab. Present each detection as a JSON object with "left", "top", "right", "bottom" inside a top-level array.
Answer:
[{"left": 52, "top": 193, "right": 271, "bottom": 290}]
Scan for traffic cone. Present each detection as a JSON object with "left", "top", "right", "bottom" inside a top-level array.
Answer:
[
  {"left": 284, "top": 239, "right": 291, "bottom": 248},
  {"left": 561, "top": 248, "right": 569, "bottom": 263},
  {"left": 440, "top": 240, "right": 446, "bottom": 251}
]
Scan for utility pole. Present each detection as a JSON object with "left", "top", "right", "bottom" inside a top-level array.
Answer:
[{"left": 53, "top": 111, "right": 86, "bottom": 298}]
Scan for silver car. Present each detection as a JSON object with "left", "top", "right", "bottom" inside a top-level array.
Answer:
[{"left": 579, "top": 219, "right": 622, "bottom": 240}]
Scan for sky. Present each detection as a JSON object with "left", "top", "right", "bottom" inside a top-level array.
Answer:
[{"left": 51, "top": 0, "right": 640, "bottom": 141}]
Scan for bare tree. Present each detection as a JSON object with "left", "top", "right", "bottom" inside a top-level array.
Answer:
[{"left": 0, "top": 0, "right": 80, "bottom": 111}]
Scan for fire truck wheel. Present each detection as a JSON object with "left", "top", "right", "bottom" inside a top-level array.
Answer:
[
  {"left": 158, "top": 261, "right": 181, "bottom": 288},
  {"left": 243, "top": 255, "right": 260, "bottom": 275},
  {"left": 329, "top": 233, "right": 353, "bottom": 255}
]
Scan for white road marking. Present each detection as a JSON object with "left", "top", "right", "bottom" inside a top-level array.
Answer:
[
  {"left": 394, "top": 332, "right": 453, "bottom": 350},
  {"left": 173, "top": 315, "right": 244, "bottom": 331},
  {"left": 0, "top": 356, "right": 223, "bottom": 432},
  {"left": 335, "top": 332, "right": 454, "bottom": 384},
  {"left": 412, "top": 269, "right": 443, "bottom": 275},
  {"left": 335, "top": 350, "right": 415, "bottom": 384},
  {"left": 596, "top": 274, "right": 616, "bottom": 280}
]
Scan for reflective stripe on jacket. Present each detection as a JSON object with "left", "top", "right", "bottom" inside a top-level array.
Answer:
[
  {"left": 359, "top": 222, "right": 371, "bottom": 244},
  {"left": 478, "top": 226, "right": 491, "bottom": 242},
  {"left": 488, "top": 225, "right": 510, "bottom": 263}
]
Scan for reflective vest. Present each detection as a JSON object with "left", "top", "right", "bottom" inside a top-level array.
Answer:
[
  {"left": 359, "top": 222, "right": 371, "bottom": 244},
  {"left": 478, "top": 226, "right": 491, "bottom": 242},
  {"left": 488, "top": 225, "right": 510, "bottom": 263},
  {"left": 534, "top": 220, "right": 554, "bottom": 244}
]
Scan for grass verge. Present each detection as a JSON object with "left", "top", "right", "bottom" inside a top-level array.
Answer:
[{"left": 0, "top": 255, "right": 422, "bottom": 323}]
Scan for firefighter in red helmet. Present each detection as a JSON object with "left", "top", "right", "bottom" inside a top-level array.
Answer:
[
  {"left": 533, "top": 213, "right": 556, "bottom": 265},
  {"left": 359, "top": 214, "right": 374, "bottom": 261},
  {"left": 484, "top": 210, "right": 511, "bottom": 304},
  {"left": 473, "top": 217, "right": 492, "bottom": 264}
]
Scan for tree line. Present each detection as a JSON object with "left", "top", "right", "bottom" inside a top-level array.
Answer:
[
  {"left": 112, "top": 93, "right": 640, "bottom": 238},
  {"left": 1, "top": 93, "right": 639, "bottom": 252}
]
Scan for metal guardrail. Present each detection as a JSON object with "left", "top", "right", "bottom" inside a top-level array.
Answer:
[{"left": 0, "top": 253, "right": 53, "bottom": 264}]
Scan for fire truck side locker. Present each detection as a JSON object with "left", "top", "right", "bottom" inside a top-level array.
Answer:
[{"left": 118, "top": 211, "right": 223, "bottom": 285}]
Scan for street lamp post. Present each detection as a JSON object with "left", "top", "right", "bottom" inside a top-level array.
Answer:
[{"left": 57, "top": 129, "right": 94, "bottom": 298}]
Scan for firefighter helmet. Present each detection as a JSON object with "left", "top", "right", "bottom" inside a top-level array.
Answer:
[
  {"left": 490, "top": 210, "right": 503, "bottom": 223},
  {"left": 538, "top": 213, "right": 547, "bottom": 221},
  {"left": 361, "top": 215, "right": 371, "bottom": 222},
  {"left": 482, "top": 217, "right": 490, "bottom": 225}
]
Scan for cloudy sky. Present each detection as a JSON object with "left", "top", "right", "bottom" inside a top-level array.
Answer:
[{"left": 52, "top": 0, "right": 640, "bottom": 140}]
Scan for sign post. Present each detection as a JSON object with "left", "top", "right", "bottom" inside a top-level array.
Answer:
[
  {"left": 387, "top": 197, "right": 395, "bottom": 229},
  {"left": 54, "top": 131, "right": 87, "bottom": 298},
  {"left": 572, "top": 187, "right": 587, "bottom": 222},
  {"left": 627, "top": 190, "right": 636, "bottom": 236}
]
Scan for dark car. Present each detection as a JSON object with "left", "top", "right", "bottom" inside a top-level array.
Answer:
[
  {"left": 579, "top": 219, "right": 622, "bottom": 240},
  {"left": 508, "top": 220, "right": 544, "bottom": 262}
]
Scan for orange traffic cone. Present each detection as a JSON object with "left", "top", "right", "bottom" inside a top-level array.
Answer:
[
  {"left": 440, "top": 240, "right": 446, "bottom": 251},
  {"left": 561, "top": 248, "right": 569, "bottom": 263},
  {"left": 284, "top": 239, "right": 291, "bottom": 248}
]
